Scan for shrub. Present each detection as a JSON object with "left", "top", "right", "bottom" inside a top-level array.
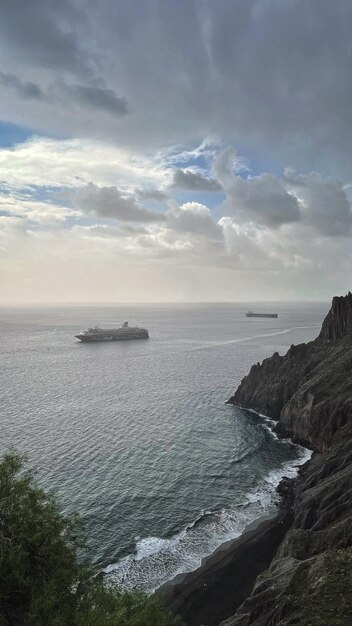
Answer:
[{"left": 0, "top": 451, "right": 182, "bottom": 626}]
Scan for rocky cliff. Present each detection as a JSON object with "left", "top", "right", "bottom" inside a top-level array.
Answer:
[
  {"left": 223, "top": 438, "right": 352, "bottom": 626},
  {"left": 228, "top": 292, "right": 352, "bottom": 451},
  {"left": 222, "top": 293, "right": 352, "bottom": 625},
  {"left": 162, "top": 294, "right": 352, "bottom": 626}
]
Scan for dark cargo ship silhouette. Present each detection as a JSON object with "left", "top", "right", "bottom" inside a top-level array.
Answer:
[{"left": 245, "top": 311, "right": 278, "bottom": 318}]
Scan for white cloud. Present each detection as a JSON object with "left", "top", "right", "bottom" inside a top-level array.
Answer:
[
  {"left": 0, "top": 137, "right": 169, "bottom": 190},
  {"left": 0, "top": 195, "right": 77, "bottom": 224},
  {"left": 1, "top": 137, "right": 352, "bottom": 302},
  {"left": 166, "top": 201, "right": 222, "bottom": 239},
  {"left": 214, "top": 149, "right": 352, "bottom": 237},
  {"left": 2, "top": 198, "right": 352, "bottom": 303}
]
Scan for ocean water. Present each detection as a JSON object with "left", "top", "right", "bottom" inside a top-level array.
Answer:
[{"left": 1, "top": 302, "right": 327, "bottom": 592}]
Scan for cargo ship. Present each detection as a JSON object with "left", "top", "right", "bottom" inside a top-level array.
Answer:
[
  {"left": 75, "top": 321, "right": 149, "bottom": 342},
  {"left": 245, "top": 311, "right": 278, "bottom": 318}
]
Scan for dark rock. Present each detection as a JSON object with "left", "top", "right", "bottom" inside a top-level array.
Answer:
[
  {"left": 165, "top": 295, "right": 352, "bottom": 626},
  {"left": 276, "top": 477, "right": 295, "bottom": 509},
  {"left": 160, "top": 510, "right": 293, "bottom": 626},
  {"left": 220, "top": 294, "right": 352, "bottom": 625},
  {"left": 223, "top": 439, "right": 352, "bottom": 626},
  {"left": 229, "top": 293, "right": 352, "bottom": 451},
  {"left": 319, "top": 291, "right": 352, "bottom": 341}
]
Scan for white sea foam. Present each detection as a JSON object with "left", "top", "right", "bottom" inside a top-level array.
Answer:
[
  {"left": 245, "top": 441, "right": 311, "bottom": 509},
  {"left": 247, "top": 407, "right": 278, "bottom": 424},
  {"left": 259, "top": 422, "right": 279, "bottom": 439},
  {"left": 105, "top": 506, "right": 256, "bottom": 593},
  {"left": 104, "top": 425, "right": 312, "bottom": 594}
]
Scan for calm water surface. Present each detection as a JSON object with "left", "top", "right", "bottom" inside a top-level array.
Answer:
[{"left": 1, "top": 303, "right": 327, "bottom": 591}]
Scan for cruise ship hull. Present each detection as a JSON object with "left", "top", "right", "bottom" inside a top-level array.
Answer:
[{"left": 75, "top": 333, "right": 149, "bottom": 342}]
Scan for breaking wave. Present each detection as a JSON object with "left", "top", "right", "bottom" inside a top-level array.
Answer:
[{"left": 104, "top": 424, "right": 312, "bottom": 594}]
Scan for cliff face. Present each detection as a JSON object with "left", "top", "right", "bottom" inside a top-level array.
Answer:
[
  {"left": 223, "top": 437, "right": 352, "bottom": 626},
  {"left": 229, "top": 292, "right": 352, "bottom": 451},
  {"left": 319, "top": 292, "right": 352, "bottom": 341},
  {"left": 221, "top": 293, "right": 352, "bottom": 625},
  {"left": 163, "top": 294, "right": 352, "bottom": 626}
]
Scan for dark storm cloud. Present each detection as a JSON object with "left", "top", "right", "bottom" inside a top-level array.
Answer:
[
  {"left": 0, "top": 73, "right": 45, "bottom": 100},
  {"left": 55, "top": 82, "right": 128, "bottom": 116},
  {"left": 1, "top": 1, "right": 352, "bottom": 172},
  {"left": 0, "top": 0, "right": 86, "bottom": 73},
  {"left": 202, "top": 0, "right": 352, "bottom": 141},
  {"left": 74, "top": 183, "right": 165, "bottom": 222},
  {"left": 0, "top": 72, "right": 129, "bottom": 116},
  {"left": 171, "top": 169, "right": 221, "bottom": 192}
]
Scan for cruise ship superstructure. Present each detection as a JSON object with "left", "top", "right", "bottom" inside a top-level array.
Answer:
[{"left": 75, "top": 321, "right": 149, "bottom": 342}]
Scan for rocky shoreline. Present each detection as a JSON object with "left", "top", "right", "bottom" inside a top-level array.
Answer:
[
  {"left": 224, "top": 437, "right": 352, "bottom": 625},
  {"left": 159, "top": 505, "right": 294, "bottom": 626},
  {"left": 159, "top": 426, "right": 310, "bottom": 626},
  {"left": 162, "top": 293, "right": 352, "bottom": 625}
]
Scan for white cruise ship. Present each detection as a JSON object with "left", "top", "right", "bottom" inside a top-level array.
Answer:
[{"left": 75, "top": 321, "right": 149, "bottom": 342}]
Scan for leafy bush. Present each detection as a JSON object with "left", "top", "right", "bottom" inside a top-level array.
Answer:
[{"left": 0, "top": 451, "right": 182, "bottom": 626}]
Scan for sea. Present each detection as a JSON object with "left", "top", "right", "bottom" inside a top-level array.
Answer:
[{"left": 1, "top": 302, "right": 328, "bottom": 592}]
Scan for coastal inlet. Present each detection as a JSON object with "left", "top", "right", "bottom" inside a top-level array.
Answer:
[{"left": 0, "top": 303, "right": 324, "bottom": 592}]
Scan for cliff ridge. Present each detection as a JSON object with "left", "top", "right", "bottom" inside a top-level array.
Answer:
[
  {"left": 222, "top": 438, "right": 352, "bottom": 626},
  {"left": 228, "top": 293, "right": 352, "bottom": 451},
  {"left": 221, "top": 293, "right": 352, "bottom": 625}
]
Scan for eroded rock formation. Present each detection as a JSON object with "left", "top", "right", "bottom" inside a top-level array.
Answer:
[
  {"left": 222, "top": 293, "right": 352, "bottom": 625},
  {"left": 228, "top": 292, "right": 352, "bottom": 451},
  {"left": 223, "top": 438, "right": 352, "bottom": 625}
]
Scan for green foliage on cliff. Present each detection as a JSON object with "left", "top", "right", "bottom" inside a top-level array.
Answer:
[{"left": 0, "top": 451, "right": 182, "bottom": 626}]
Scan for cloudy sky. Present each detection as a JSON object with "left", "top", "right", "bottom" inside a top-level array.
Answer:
[{"left": 1, "top": 0, "right": 352, "bottom": 303}]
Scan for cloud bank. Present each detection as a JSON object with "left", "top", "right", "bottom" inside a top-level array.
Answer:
[
  {"left": 1, "top": 1, "right": 352, "bottom": 301},
  {"left": 74, "top": 183, "right": 165, "bottom": 222},
  {"left": 171, "top": 169, "right": 221, "bottom": 192},
  {"left": 1, "top": 0, "right": 352, "bottom": 172}
]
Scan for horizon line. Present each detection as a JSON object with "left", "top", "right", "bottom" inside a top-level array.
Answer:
[{"left": 0, "top": 299, "right": 332, "bottom": 306}]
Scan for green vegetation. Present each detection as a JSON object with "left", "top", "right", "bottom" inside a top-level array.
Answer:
[{"left": 0, "top": 452, "right": 183, "bottom": 626}]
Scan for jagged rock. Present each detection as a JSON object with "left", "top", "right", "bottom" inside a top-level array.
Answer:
[
  {"left": 221, "top": 295, "right": 352, "bottom": 625},
  {"left": 166, "top": 294, "right": 352, "bottom": 626},
  {"left": 319, "top": 291, "right": 352, "bottom": 341},
  {"left": 228, "top": 293, "right": 352, "bottom": 451},
  {"left": 276, "top": 477, "right": 296, "bottom": 509},
  {"left": 222, "top": 439, "right": 352, "bottom": 626}
]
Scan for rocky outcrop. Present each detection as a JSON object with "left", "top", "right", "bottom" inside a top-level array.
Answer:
[
  {"left": 228, "top": 293, "right": 352, "bottom": 451},
  {"left": 222, "top": 438, "right": 352, "bottom": 625},
  {"left": 319, "top": 291, "right": 352, "bottom": 341},
  {"left": 221, "top": 293, "right": 352, "bottom": 625},
  {"left": 164, "top": 294, "right": 352, "bottom": 625}
]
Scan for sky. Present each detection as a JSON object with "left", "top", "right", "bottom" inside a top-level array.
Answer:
[{"left": 1, "top": 0, "right": 352, "bottom": 303}]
